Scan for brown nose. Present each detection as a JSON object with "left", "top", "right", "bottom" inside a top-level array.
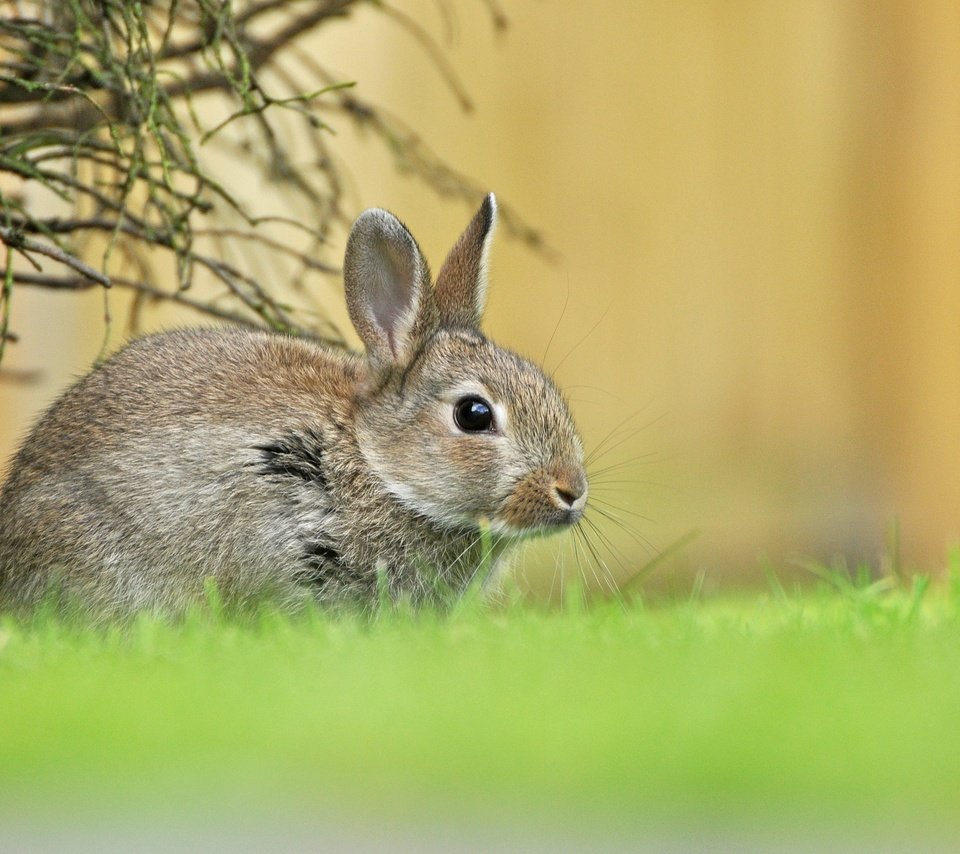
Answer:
[{"left": 552, "top": 473, "right": 587, "bottom": 509}]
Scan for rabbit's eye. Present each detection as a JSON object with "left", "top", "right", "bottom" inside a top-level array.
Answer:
[{"left": 454, "top": 396, "right": 494, "bottom": 432}]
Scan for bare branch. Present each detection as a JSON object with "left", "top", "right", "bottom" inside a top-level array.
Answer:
[
  {"left": 0, "top": 0, "right": 535, "bottom": 367},
  {"left": 0, "top": 225, "right": 112, "bottom": 286}
]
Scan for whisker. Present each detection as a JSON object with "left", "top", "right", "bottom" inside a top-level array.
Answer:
[
  {"left": 587, "top": 451, "right": 664, "bottom": 479},
  {"left": 575, "top": 521, "right": 625, "bottom": 602},
  {"left": 463, "top": 542, "right": 489, "bottom": 594},
  {"left": 588, "top": 495, "right": 656, "bottom": 524},
  {"left": 587, "top": 505, "right": 658, "bottom": 555},
  {"left": 562, "top": 384, "right": 621, "bottom": 397},
  {"left": 542, "top": 274, "right": 570, "bottom": 368},
  {"left": 572, "top": 524, "right": 607, "bottom": 600},
  {"left": 558, "top": 536, "right": 566, "bottom": 606},
  {"left": 551, "top": 304, "right": 610, "bottom": 377},
  {"left": 478, "top": 532, "right": 512, "bottom": 598},
  {"left": 583, "top": 407, "right": 656, "bottom": 467},
  {"left": 571, "top": 525, "right": 605, "bottom": 595},
  {"left": 583, "top": 404, "right": 666, "bottom": 467},
  {"left": 450, "top": 528, "right": 491, "bottom": 602},
  {"left": 590, "top": 478, "right": 667, "bottom": 495},
  {"left": 548, "top": 540, "right": 562, "bottom": 603},
  {"left": 582, "top": 517, "right": 642, "bottom": 589},
  {"left": 585, "top": 416, "right": 668, "bottom": 470}
]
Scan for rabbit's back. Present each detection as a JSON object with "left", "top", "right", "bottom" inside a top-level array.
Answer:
[{"left": 0, "top": 328, "right": 361, "bottom": 614}]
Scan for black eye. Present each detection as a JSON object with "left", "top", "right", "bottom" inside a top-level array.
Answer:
[{"left": 454, "top": 396, "right": 494, "bottom": 433}]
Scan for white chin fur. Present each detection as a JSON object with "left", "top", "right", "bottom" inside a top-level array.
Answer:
[
  {"left": 485, "top": 517, "right": 561, "bottom": 540},
  {"left": 377, "top": 473, "right": 478, "bottom": 531}
]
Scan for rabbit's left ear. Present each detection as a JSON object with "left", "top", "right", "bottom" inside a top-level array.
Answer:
[
  {"left": 434, "top": 193, "right": 497, "bottom": 329},
  {"left": 344, "top": 208, "right": 431, "bottom": 367}
]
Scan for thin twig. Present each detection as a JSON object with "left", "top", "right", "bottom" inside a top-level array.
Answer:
[
  {"left": 0, "top": 0, "right": 530, "bottom": 365},
  {"left": 11, "top": 271, "right": 287, "bottom": 331},
  {"left": 0, "top": 225, "right": 111, "bottom": 286}
]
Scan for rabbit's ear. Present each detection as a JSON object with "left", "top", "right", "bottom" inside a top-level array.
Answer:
[
  {"left": 344, "top": 208, "right": 431, "bottom": 366},
  {"left": 434, "top": 193, "right": 497, "bottom": 330}
]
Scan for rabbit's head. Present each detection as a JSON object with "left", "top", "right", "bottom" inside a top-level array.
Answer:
[{"left": 345, "top": 195, "right": 587, "bottom": 537}]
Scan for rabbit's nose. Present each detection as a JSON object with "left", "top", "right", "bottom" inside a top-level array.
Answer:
[{"left": 552, "top": 473, "right": 587, "bottom": 510}]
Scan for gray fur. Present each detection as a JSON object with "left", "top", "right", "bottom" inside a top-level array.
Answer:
[{"left": 0, "top": 198, "right": 587, "bottom": 617}]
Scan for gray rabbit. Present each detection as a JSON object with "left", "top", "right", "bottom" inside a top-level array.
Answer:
[{"left": 0, "top": 196, "right": 587, "bottom": 615}]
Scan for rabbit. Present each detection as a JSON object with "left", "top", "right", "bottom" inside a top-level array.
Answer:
[{"left": 0, "top": 195, "right": 588, "bottom": 616}]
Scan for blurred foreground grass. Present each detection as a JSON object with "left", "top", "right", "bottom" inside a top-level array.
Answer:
[{"left": 1, "top": 564, "right": 960, "bottom": 836}]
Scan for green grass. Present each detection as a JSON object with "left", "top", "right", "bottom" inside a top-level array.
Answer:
[{"left": 2, "top": 568, "right": 960, "bottom": 836}]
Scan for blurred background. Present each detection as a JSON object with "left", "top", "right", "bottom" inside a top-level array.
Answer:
[{"left": 1, "top": 1, "right": 958, "bottom": 593}]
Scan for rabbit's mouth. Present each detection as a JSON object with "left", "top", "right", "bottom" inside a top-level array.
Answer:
[{"left": 492, "top": 469, "right": 588, "bottom": 536}]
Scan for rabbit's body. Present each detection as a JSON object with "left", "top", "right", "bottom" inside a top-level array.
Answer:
[
  {"left": 0, "top": 329, "right": 498, "bottom": 612},
  {"left": 0, "top": 197, "right": 587, "bottom": 616}
]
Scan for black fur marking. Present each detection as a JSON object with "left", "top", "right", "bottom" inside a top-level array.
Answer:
[
  {"left": 305, "top": 541, "right": 341, "bottom": 564},
  {"left": 253, "top": 429, "right": 326, "bottom": 486},
  {"left": 294, "top": 541, "right": 344, "bottom": 588}
]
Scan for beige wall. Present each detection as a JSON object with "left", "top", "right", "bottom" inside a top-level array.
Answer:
[{"left": 2, "top": 2, "right": 958, "bottom": 589}]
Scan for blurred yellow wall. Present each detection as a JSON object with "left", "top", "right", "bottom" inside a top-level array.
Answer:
[{"left": 2, "top": 1, "right": 959, "bottom": 588}]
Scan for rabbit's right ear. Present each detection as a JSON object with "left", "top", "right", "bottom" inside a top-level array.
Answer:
[
  {"left": 344, "top": 209, "right": 431, "bottom": 367},
  {"left": 434, "top": 193, "right": 497, "bottom": 330}
]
